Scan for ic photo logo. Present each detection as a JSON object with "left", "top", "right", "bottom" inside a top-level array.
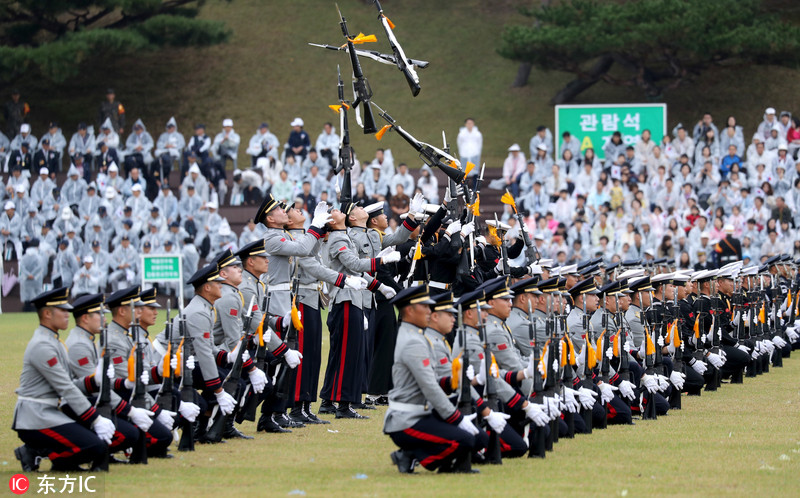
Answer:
[{"left": 9, "top": 474, "right": 29, "bottom": 495}]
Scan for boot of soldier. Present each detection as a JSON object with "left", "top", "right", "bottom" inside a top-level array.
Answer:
[
  {"left": 222, "top": 417, "right": 254, "bottom": 440},
  {"left": 352, "top": 399, "right": 376, "bottom": 410},
  {"left": 304, "top": 402, "right": 330, "bottom": 425},
  {"left": 318, "top": 399, "right": 337, "bottom": 415},
  {"left": 772, "top": 349, "right": 783, "bottom": 367},
  {"left": 194, "top": 416, "right": 210, "bottom": 443},
  {"left": 14, "top": 445, "right": 41, "bottom": 472},
  {"left": 730, "top": 367, "right": 744, "bottom": 384},
  {"left": 336, "top": 402, "right": 369, "bottom": 419},
  {"left": 289, "top": 405, "right": 312, "bottom": 424},
  {"left": 257, "top": 413, "right": 291, "bottom": 433},
  {"left": 279, "top": 411, "right": 305, "bottom": 428},
  {"left": 438, "top": 451, "right": 479, "bottom": 474},
  {"left": 390, "top": 450, "right": 418, "bottom": 474}
]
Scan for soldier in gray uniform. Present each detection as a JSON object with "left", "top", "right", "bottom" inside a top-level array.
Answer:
[
  {"left": 506, "top": 276, "right": 543, "bottom": 363},
  {"left": 12, "top": 287, "right": 114, "bottom": 472},
  {"left": 282, "top": 203, "right": 367, "bottom": 424},
  {"left": 383, "top": 285, "right": 481, "bottom": 474},
  {"left": 566, "top": 278, "right": 602, "bottom": 354},
  {"left": 64, "top": 293, "right": 141, "bottom": 462},
  {"left": 319, "top": 202, "right": 401, "bottom": 419},
  {"left": 19, "top": 238, "right": 45, "bottom": 311},
  {"left": 255, "top": 194, "right": 332, "bottom": 425},
  {"left": 104, "top": 286, "right": 173, "bottom": 457}
]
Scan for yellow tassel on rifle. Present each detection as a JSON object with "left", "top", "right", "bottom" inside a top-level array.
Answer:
[
  {"left": 383, "top": 15, "right": 395, "bottom": 29},
  {"left": 560, "top": 338, "right": 567, "bottom": 367},
  {"left": 163, "top": 342, "right": 172, "bottom": 377},
  {"left": 540, "top": 341, "right": 549, "bottom": 380},
  {"left": 595, "top": 331, "right": 605, "bottom": 363},
  {"left": 472, "top": 194, "right": 480, "bottom": 217},
  {"left": 291, "top": 300, "right": 304, "bottom": 333},
  {"left": 795, "top": 291, "right": 800, "bottom": 316},
  {"left": 465, "top": 162, "right": 476, "bottom": 176},
  {"left": 375, "top": 124, "right": 391, "bottom": 140},
  {"left": 257, "top": 318, "right": 265, "bottom": 347},
  {"left": 500, "top": 191, "right": 517, "bottom": 212},
  {"left": 612, "top": 331, "right": 620, "bottom": 357},
  {"left": 693, "top": 316, "right": 700, "bottom": 338},
  {"left": 349, "top": 33, "right": 377, "bottom": 44},
  {"left": 175, "top": 338, "right": 184, "bottom": 377},
  {"left": 645, "top": 331, "right": 656, "bottom": 356},
  {"left": 788, "top": 289, "right": 793, "bottom": 310},
  {"left": 329, "top": 104, "right": 342, "bottom": 114},
  {"left": 451, "top": 355, "right": 461, "bottom": 391},
  {"left": 413, "top": 241, "right": 422, "bottom": 260},
  {"left": 566, "top": 335, "right": 576, "bottom": 365},
  {"left": 127, "top": 347, "right": 136, "bottom": 382},
  {"left": 759, "top": 305, "right": 766, "bottom": 324},
  {"left": 586, "top": 337, "right": 597, "bottom": 370},
  {"left": 671, "top": 320, "right": 681, "bottom": 348}
]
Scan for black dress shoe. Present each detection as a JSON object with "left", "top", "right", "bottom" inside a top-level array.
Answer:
[
  {"left": 375, "top": 396, "right": 389, "bottom": 406},
  {"left": 15, "top": 445, "right": 40, "bottom": 472},
  {"left": 223, "top": 426, "right": 254, "bottom": 439},
  {"left": 336, "top": 402, "right": 369, "bottom": 419},
  {"left": 257, "top": 413, "right": 291, "bottom": 433},
  {"left": 303, "top": 403, "right": 330, "bottom": 424},
  {"left": 279, "top": 412, "right": 305, "bottom": 428},
  {"left": 352, "top": 401, "right": 376, "bottom": 410},
  {"left": 289, "top": 407, "right": 313, "bottom": 424},
  {"left": 318, "top": 400, "right": 337, "bottom": 414},
  {"left": 391, "top": 450, "right": 417, "bottom": 474}
]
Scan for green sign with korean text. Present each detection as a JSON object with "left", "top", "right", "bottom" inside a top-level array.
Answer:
[
  {"left": 142, "top": 255, "right": 181, "bottom": 281},
  {"left": 555, "top": 104, "right": 667, "bottom": 160}
]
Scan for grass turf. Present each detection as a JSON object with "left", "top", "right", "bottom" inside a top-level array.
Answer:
[{"left": 1, "top": 310, "right": 799, "bottom": 496}]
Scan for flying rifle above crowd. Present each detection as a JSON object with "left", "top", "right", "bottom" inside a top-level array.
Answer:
[
  {"left": 329, "top": 65, "right": 355, "bottom": 203},
  {"left": 308, "top": 43, "right": 429, "bottom": 71},
  {"left": 372, "top": 0, "right": 422, "bottom": 96},
  {"left": 371, "top": 101, "right": 465, "bottom": 183},
  {"left": 334, "top": 4, "right": 378, "bottom": 134}
]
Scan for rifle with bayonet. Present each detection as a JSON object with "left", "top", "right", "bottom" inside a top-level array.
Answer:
[
  {"left": 557, "top": 294, "right": 575, "bottom": 439},
  {"left": 308, "top": 43, "right": 429, "bottom": 70},
  {"left": 275, "top": 263, "right": 302, "bottom": 403},
  {"left": 640, "top": 310, "right": 658, "bottom": 421},
  {"left": 332, "top": 66, "right": 354, "bottom": 203},
  {"left": 477, "top": 300, "right": 501, "bottom": 464},
  {"left": 372, "top": 0, "right": 421, "bottom": 95},
  {"left": 94, "top": 311, "right": 114, "bottom": 471},
  {"left": 500, "top": 189, "right": 538, "bottom": 265},
  {"left": 543, "top": 293, "right": 559, "bottom": 448},
  {"left": 371, "top": 101, "right": 465, "bottom": 184},
  {"left": 336, "top": 4, "right": 377, "bottom": 134},
  {"left": 177, "top": 312, "right": 196, "bottom": 451},
  {"left": 241, "top": 290, "right": 270, "bottom": 422},
  {"left": 526, "top": 302, "right": 546, "bottom": 458},
  {"left": 769, "top": 274, "right": 783, "bottom": 367},
  {"left": 596, "top": 296, "right": 610, "bottom": 430},
  {"left": 453, "top": 304, "right": 474, "bottom": 473},
  {"left": 128, "top": 300, "right": 148, "bottom": 464},
  {"left": 669, "top": 286, "right": 684, "bottom": 407},
  {"left": 156, "top": 301, "right": 177, "bottom": 413},
  {"left": 580, "top": 297, "right": 594, "bottom": 433},
  {"left": 206, "top": 296, "right": 256, "bottom": 442}
]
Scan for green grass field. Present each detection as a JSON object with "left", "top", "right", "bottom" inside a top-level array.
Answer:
[{"left": 1, "top": 310, "right": 799, "bottom": 496}]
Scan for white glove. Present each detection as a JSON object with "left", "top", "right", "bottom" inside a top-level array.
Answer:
[
  {"left": 344, "top": 276, "right": 368, "bottom": 290},
  {"left": 690, "top": 357, "right": 707, "bottom": 375},
  {"left": 214, "top": 390, "right": 236, "bottom": 415},
  {"left": 597, "top": 382, "right": 618, "bottom": 404},
  {"left": 706, "top": 352, "right": 725, "bottom": 368},
  {"left": 618, "top": 380, "right": 636, "bottom": 400},
  {"left": 657, "top": 334, "right": 665, "bottom": 347},
  {"left": 378, "top": 284, "right": 397, "bottom": 299},
  {"left": 737, "top": 343, "right": 750, "bottom": 353},
  {"left": 409, "top": 193, "right": 425, "bottom": 214},
  {"left": 523, "top": 355, "right": 535, "bottom": 379},
  {"left": 443, "top": 185, "right": 454, "bottom": 204},
  {"left": 457, "top": 413, "right": 480, "bottom": 436},
  {"left": 284, "top": 349, "right": 303, "bottom": 369},
  {"left": 460, "top": 221, "right": 475, "bottom": 238},
  {"left": 381, "top": 251, "right": 401, "bottom": 264},
  {"left": 773, "top": 336, "right": 787, "bottom": 348},
  {"left": 576, "top": 387, "right": 598, "bottom": 409},
  {"left": 186, "top": 355, "right": 196, "bottom": 370},
  {"left": 786, "top": 328, "right": 799, "bottom": 342},
  {"left": 156, "top": 409, "right": 176, "bottom": 429},
  {"left": 475, "top": 359, "right": 486, "bottom": 386},
  {"left": 91, "top": 416, "right": 116, "bottom": 445},
  {"left": 545, "top": 395, "right": 561, "bottom": 419},
  {"left": 605, "top": 346, "right": 614, "bottom": 360},
  {"left": 248, "top": 367, "right": 268, "bottom": 393},
  {"left": 311, "top": 202, "right": 333, "bottom": 227},
  {"left": 445, "top": 220, "right": 461, "bottom": 236},
  {"left": 124, "top": 370, "right": 150, "bottom": 390},
  {"left": 523, "top": 402, "right": 550, "bottom": 427},
  {"left": 562, "top": 388, "right": 580, "bottom": 413},
  {"left": 227, "top": 341, "right": 250, "bottom": 364},
  {"left": 656, "top": 374, "right": 670, "bottom": 391},
  {"left": 485, "top": 410, "right": 511, "bottom": 433},
  {"left": 178, "top": 401, "right": 200, "bottom": 423},
  {"left": 669, "top": 370, "right": 686, "bottom": 390},
  {"left": 465, "top": 364, "right": 475, "bottom": 382},
  {"left": 93, "top": 358, "right": 104, "bottom": 382},
  {"left": 128, "top": 406, "right": 154, "bottom": 432},
  {"left": 575, "top": 347, "right": 586, "bottom": 373},
  {"left": 640, "top": 374, "right": 659, "bottom": 393},
  {"left": 170, "top": 355, "right": 178, "bottom": 372}
]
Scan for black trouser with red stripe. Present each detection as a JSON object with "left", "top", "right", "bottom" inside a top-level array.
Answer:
[
  {"left": 362, "top": 306, "right": 376, "bottom": 395},
  {"left": 320, "top": 301, "right": 365, "bottom": 403},
  {"left": 143, "top": 420, "right": 173, "bottom": 456},
  {"left": 109, "top": 419, "right": 139, "bottom": 454},
  {"left": 17, "top": 423, "right": 106, "bottom": 471},
  {"left": 593, "top": 396, "right": 632, "bottom": 426},
  {"left": 368, "top": 300, "right": 398, "bottom": 396},
  {"left": 389, "top": 414, "right": 478, "bottom": 471},
  {"left": 295, "top": 303, "right": 322, "bottom": 403}
]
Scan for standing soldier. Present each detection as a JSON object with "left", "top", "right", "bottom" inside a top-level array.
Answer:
[
  {"left": 12, "top": 287, "right": 115, "bottom": 472},
  {"left": 319, "top": 202, "right": 401, "bottom": 419},
  {"left": 283, "top": 203, "right": 367, "bottom": 424},
  {"left": 3, "top": 89, "right": 29, "bottom": 138},
  {"left": 98, "top": 88, "right": 125, "bottom": 135}
]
